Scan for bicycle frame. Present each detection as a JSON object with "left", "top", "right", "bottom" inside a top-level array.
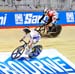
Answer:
[{"left": 11, "top": 39, "right": 42, "bottom": 59}]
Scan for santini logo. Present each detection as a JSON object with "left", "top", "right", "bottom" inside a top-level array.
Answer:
[
  {"left": 15, "top": 13, "right": 46, "bottom": 24},
  {"left": 0, "top": 14, "right": 7, "bottom": 25}
]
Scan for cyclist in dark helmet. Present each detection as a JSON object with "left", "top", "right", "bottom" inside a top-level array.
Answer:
[
  {"left": 23, "top": 28, "right": 31, "bottom": 34},
  {"left": 20, "top": 28, "right": 41, "bottom": 57}
]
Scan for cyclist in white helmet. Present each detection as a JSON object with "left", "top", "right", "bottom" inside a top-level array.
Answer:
[
  {"left": 39, "top": 8, "right": 59, "bottom": 32},
  {"left": 20, "top": 28, "right": 41, "bottom": 57}
]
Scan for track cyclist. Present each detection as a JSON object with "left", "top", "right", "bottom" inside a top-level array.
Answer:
[
  {"left": 39, "top": 8, "right": 59, "bottom": 32},
  {"left": 20, "top": 28, "right": 41, "bottom": 58}
]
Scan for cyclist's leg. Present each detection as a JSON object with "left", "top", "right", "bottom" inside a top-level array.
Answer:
[
  {"left": 25, "top": 40, "right": 33, "bottom": 55},
  {"left": 45, "top": 17, "right": 53, "bottom": 32},
  {"left": 32, "top": 36, "right": 41, "bottom": 51},
  {"left": 51, "top": 19, "right": 57, "bottom": 32},
  {"left": 47, "top": 16, "right": 57, "bottom": 32}
]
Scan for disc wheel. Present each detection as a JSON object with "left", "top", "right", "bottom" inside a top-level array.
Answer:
[{"left": 48, "top": 25, "right": 62, "bottom": 38}]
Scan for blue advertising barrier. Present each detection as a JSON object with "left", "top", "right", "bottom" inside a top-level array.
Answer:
[
  {"left": 58, "top": 11, "right": 75, "bottom": 25},
  {"left": 0, "top": 11, "right": 43, "bottom": 27},
  {"left": 0, "top": 11, "right": 75, "bottom": 27}
]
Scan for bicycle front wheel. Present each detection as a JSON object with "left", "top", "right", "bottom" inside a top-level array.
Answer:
[{"left": 11, "top": 45, "right": 25, "bottom": 59}]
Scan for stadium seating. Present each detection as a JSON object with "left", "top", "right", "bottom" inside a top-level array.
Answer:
[{"left": 0, "top": 0, "right": 75, "bottom": 11}]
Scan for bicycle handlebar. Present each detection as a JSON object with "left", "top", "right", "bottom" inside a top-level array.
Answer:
[{"left": 20, "top": 39, "right": 27, "bottom": 45}]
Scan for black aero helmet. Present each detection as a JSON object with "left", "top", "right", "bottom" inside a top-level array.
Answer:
[{"left": 23, "top": 28, "right": 31, "bottom": 34}]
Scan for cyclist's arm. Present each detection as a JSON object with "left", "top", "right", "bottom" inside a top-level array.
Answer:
[
  {"left": 39, "top": 14, "right": 45, "bottom": 22},
  {"left": 22, "top": 35, "right": 26, "bottom": 39},
  {"left": 20, "top": 35, "right": 26, "bottom": 42}
]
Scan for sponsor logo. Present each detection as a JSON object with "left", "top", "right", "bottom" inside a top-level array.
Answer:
[
  {"left": 0, "top": 49, "right": 75, "bottom": 74},
  {"left": 15, "top": 13, "right": 43, "bottom": 25},
  {"left": 0, "top": 14, "right": 7, "bottom": 25},
  {"left": 66, "top": 12, "right": 74, "bottom": 22}
]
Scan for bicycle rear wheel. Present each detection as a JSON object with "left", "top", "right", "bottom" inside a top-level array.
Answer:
[
  {"left": 48, "top": 25, "right": 62, "bottom": 37},
  {"left": 29, "top": 45, "right": 42, "bottom": 58},
  {"left": 11, "top": 45, "right": 25, "bottom": 59}
]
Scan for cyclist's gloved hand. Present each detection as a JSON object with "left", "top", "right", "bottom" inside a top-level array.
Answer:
[
  {"left": 39, "top": 19, "right": 42, "bottom": 22},
  {"left": 19, "top": 39, "right": 23, "bottom": 42},
  {"left": 39, "top": 14, "right": 45, "bottom": 22}
]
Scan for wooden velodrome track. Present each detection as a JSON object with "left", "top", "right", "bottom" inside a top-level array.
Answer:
[{"left": 0, "top": 26, "right": 75, "bottom": 64}]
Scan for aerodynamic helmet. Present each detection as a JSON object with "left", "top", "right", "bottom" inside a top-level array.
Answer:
[
  {"left": 23, "top": 28, "right": 31, "bottom": 34},
  {"left": 44, "top": 8, "right": 48, "bottom": 13}
]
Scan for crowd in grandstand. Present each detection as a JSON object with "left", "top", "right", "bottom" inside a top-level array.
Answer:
[{"left": 0, "top": 0, "right": 75, "bottom": 11}]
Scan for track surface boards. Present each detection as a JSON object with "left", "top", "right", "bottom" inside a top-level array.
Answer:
[{"left": 0, "top": 26, "right": 75, "bottom": 64}]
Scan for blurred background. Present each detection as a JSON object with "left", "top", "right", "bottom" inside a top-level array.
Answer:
[{"left": 0, "top": 0, "right": 75, "bottom": 11}]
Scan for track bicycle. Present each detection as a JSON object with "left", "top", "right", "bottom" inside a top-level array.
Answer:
[
  {"left": 35, "top": 20, "right": 62, "bottom": 38},
  {"left": 11, "top": 39, "right": 42, "bottom": 59}
]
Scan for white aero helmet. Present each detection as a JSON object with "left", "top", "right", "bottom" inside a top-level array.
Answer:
[{"left": 44, "top": 8, "right": 48, "bottom": 13}]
